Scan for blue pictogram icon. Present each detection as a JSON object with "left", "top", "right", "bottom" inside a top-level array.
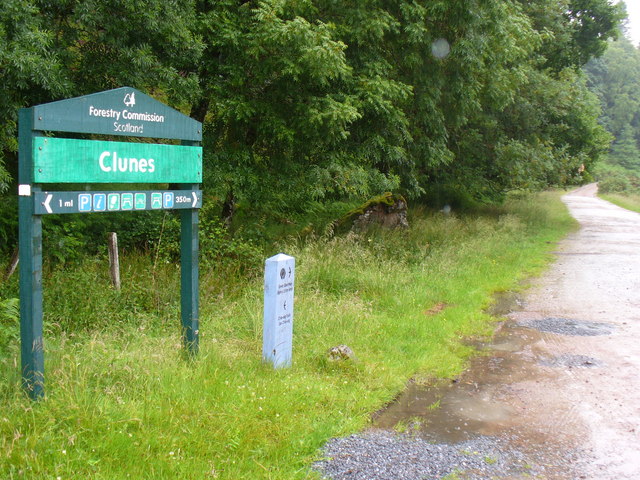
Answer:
[
  {"left": 163, "top": 192, "right": 174, "bottom": 209},
  {"left": 78, "top": 194, "right": 92, "bottom": 212},
  {"left": 93, "top": 193, "right": 106, "bottom": 212}
]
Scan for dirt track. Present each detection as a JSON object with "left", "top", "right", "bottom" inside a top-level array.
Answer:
[{"left": 504, "top": 184, "right": 640, "bottom": 478}]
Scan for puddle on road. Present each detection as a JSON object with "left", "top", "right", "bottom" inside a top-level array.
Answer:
[
  {"left": 372, "top": 292, "right": 604, "bottom": 444},
  {"left": 487, "top": 290, "right": 525, "bottom": 317},
  {"left": 372, "top": 322, "right": 548, "bottom": 443},
  {"left": 372, "top": 380, "right": 514, "bottom": 444}
]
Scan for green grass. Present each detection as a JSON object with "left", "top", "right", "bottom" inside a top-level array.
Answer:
[
  {"left": 600, "top": 192, "right": 640, "bottom": 213},
  {"left": 0, "top": 191, "right": 576, "bottom": 479}
]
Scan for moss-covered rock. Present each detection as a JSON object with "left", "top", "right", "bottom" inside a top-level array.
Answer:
[{"left": 337, "top": 192, "right": 408, "bottom": 232}]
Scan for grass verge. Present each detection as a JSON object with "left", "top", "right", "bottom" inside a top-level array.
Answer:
[
  {"left": 599, "top": 192, "right": 640, "bottom": 213},
  {"left": 0, "top": 191, "right": 576, "bottom": 479}
]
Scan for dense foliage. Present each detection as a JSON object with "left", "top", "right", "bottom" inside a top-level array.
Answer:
[
  {"left": 0, "top": 0, "right": 624, "bottom": 255},
  {"left": 584, "top": 7, "right": 640, "bottom": 194},
  {"left": 585, "top": 27, "right": 640, "bottom": 193}
]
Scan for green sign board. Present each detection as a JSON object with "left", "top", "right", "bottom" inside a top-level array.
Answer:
[
  {"left": 19, "top": 87, "right": 202, "bottom": 400},
  {"left": 34, "top": 190, "right": 202, "bottom": 214},
  {"left": 31, "top": 87, "right": 202, "bottom": 141},
  {"left": 33, "top": 137, "right": 202, "bottom": 183}
]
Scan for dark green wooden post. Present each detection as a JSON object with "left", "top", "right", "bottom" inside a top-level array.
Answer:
[
  {"left": 18, "top": 108, "right": 45, "bottom": 400},
  {"left": 180, "top": 184, "right": 199, "bottom": 355}
]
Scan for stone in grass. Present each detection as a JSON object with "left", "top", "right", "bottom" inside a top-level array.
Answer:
[
  {"left": 327, "top": 345, "right": 357, "bottom": 362},
  {"left": 337, "top": 193, "right": 409, "bottom": 233}
]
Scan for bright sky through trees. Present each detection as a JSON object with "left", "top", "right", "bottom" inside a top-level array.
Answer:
[{"left": 623, "top": 0, "right": 640, "bottom": 46}]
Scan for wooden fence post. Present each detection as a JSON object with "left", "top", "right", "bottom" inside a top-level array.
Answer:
[
  {"left": 107, "top": 232, "right": 121, "bottom": 291},
  {"left": 3, "top": 247, "right": 19, "bottom": 282}
]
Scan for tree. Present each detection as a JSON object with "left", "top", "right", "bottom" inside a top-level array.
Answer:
[
  {"left": 0, "top": 0, "right": 625, "bottom": 212},
  {"left": 421, "top": 0, "right": 614, "bottom": 201},
  {"left": 518, "top": 0, "right": 624, "bottom": 71},
  {"left": 586, "top": 35, "right": 640, "bottom": 172},
  {"left": 192, "top": 0, "right": 405, "bottom": 213},
  {"left": 0, "top": 0, "right": 71, "bottom": 192},
  {"left": 0, "top": 0, "right": 203, "bottom": 192},
  {"left": 609, "top": 125, "right": 640, "bottom": 170}
]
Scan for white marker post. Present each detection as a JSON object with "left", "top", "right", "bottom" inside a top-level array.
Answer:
[{"left": 263, "top": 253, "right": 295, "bottom": 368}]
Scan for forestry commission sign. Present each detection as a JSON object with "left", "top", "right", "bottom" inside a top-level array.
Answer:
[
  {"left": 32, "top": 87, "right": 202, "bottom": 141},
  {"left": 18, "top": 87, "right": 203, "bottom": 400}
]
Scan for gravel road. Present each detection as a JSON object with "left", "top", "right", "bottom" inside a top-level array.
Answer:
[{"left": 314, "top": 184, "right": 640, "bottom": 480}]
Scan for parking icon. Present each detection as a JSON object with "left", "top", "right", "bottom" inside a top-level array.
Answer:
[
  {"left": 78, "top": 194, "right": 92, "bottom": 212},
  {"left": 163, "top": 192, "right": 174, "bottom": 209}
]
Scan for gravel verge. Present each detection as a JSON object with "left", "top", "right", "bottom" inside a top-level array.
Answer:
[{"left": 313, "top": 430, "right": 583, "bottom": 480}]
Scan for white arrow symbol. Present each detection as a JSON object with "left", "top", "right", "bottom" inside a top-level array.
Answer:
[
  {"left": 43, "top": 194, "right": 53, "bottom": 214},
  {"left": 192, "top": 191, "right": 198, "bottom": 208}
]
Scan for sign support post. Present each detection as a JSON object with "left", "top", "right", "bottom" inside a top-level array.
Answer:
[
  {"left": 181, "top": 184, "right": 199, "bottom": 355},
  {"left": 18, "top": 108, "right": 45, "bottom": 400}
]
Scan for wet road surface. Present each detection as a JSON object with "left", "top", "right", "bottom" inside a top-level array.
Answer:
[{"left": 372, "top": 184, "right": 640, "bottom": 479}]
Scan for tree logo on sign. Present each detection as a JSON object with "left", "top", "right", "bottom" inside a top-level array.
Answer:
[{"left": 124, "top": 92, "right": 136, "bottom": 107}]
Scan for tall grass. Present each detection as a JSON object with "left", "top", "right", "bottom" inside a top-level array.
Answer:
[
  {"left": 0, "top": 191, "right": 576, "bottom": 479},
  {"left": 599, "top": 192, "right": 640, "bottom": 213}
]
